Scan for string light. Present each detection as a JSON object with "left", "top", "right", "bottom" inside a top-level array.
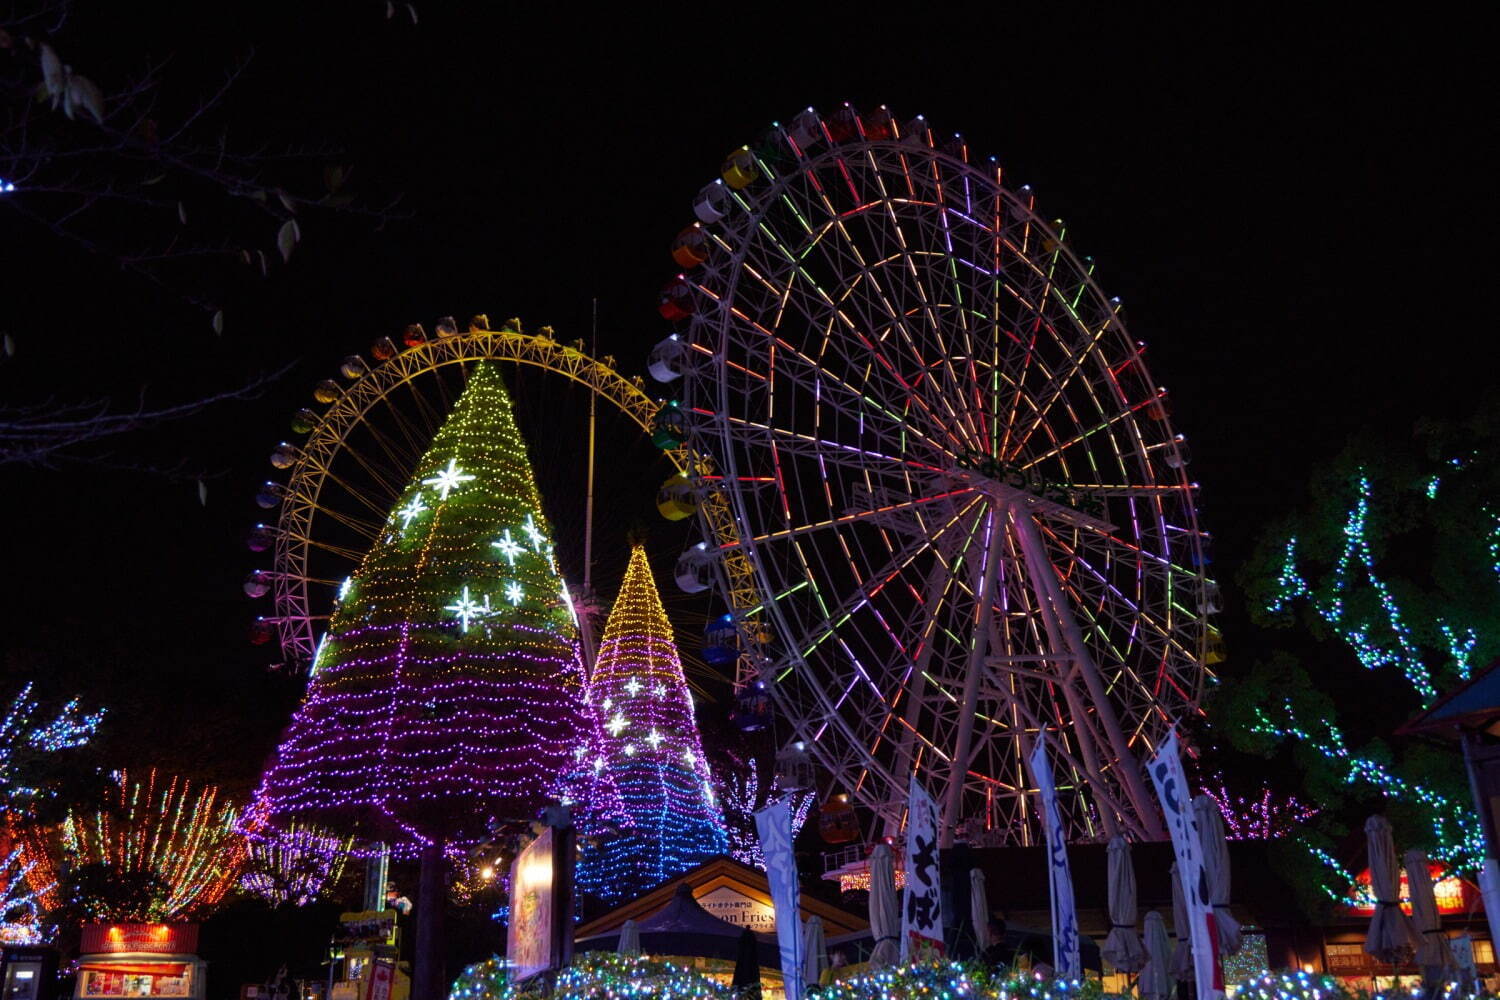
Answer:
[
  {"left": 59, "top": 768, "right": 244, "bottom": 921},
  {"left": 449, "top": 953, "right": 730, "bottom": 1000},
  {"left": 1250, "top": 701, "right": 1482, "bottom": 881},
  {"left": 576, "top": 545, "right": 728, "bottom": 903},
  {"left": 1230, "top": 967, "right": 1477, "bottom": 1000},
  {"left": 1199, "top": 777, "right": 1317, "bottom": 840},
  {"left": 251, "top": 363, "right": 620, "bottom": 856},
  {"left": 239, "top": 814, "right": 354, "bottom": 907},
  {"left": 713, "top": 751, "right": 814, "bottom": 869},
  {"left": 1, "top": 684, "right": 104, "bottom": 806},
  {"left": 0, "top": 840, "right": 54, "bottom": 944}
]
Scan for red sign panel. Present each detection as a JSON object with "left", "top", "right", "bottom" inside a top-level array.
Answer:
[{"left": 79, "top": 923, "right": 200, "bottom": 955}]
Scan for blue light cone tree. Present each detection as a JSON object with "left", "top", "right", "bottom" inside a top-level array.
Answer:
[
  {"left": 578, "top": 545, "right": 728, "bottom": 902},
  {"left": 252, "top": 362, "right": 618, "bottom": 855}
]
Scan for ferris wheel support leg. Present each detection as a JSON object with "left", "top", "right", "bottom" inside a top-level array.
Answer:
[
  {"left": 1009, "top": 504, "right": 1167, "bottom": 841},
  {"left": 939, "top": 506, "right": 1007, "bottom": 849},
  {"left": 991, "top": 537, "right": 1124, "bottom": 842}
]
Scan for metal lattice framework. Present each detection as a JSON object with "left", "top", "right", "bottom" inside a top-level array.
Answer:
[
  {"left": 657, "top": 106, "right": 1216, "bottom": 845},
  {"left": 257, "top": 322, "right": 757, "bottom": 673}
]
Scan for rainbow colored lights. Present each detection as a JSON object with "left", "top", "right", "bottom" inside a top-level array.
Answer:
[
  {"left": 252, "top": 363, "right": 616, "bottom": 853},
  {"left": 60, "top": 768, "right": 244, "bottom": 921},
  {"left": 577, "top": 545, "right": 727, "bottom": 901}
]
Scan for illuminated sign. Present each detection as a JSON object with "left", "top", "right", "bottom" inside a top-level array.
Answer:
[
  {"left": 507, "top": 829, "right": 555, "bottom": 982},
  {"left": 79, "top": 924, "right": 199, "bottom": 955},
  {"left": 1342, "top": 860, "right": 1472, "bottom": 916},
  {"left": 697, "top": 885, "right": 777, "bottom": 932}
]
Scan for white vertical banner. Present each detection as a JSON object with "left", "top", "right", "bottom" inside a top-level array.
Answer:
[
  {"left": 756, "top": 800, "right": 803, "bottom": 1000},
  {"left": 1028, "top": 741, "right": 1080, "bottom": 977},
  {"left": 1148, "top": 731, "right": 1222, "bottom": 1000},
  {"left": 901, "top": 776, "right": 945, "bottom": 961}
]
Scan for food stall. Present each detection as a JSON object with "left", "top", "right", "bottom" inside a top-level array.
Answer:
[{"left": 74, "top": 925, "right": 204, "bottom": 1000}]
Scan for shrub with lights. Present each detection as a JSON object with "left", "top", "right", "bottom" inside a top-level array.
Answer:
[
  {"left": 449, "top": 952, "right": 729, "bottom": 1000},
  {"left": 818, "top": 962, "right": 1104, "bottom": 1000},
  {"left": 1232, "top": 969, "right": 1483, "bottom": 1000},
  {"left": 251, "top": 362, "right": 618, "bottom": 856},
  {"left": 577, "top": 544, "right": 728, "bottom": 902}
]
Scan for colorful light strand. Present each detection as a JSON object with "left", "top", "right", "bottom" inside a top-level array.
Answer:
[
  {"left": 714, "top": 754, "right": 813, "bottom": 869},
  {"left": 449, "top": 953, "right": 729, "bottom": 1000},
  {"left": 240, "top": 817, "right": 354, "bottom": 906},
  {"left": 577, "top": 545, "right": 728, "bottom": 902},
  {"left": 252, "top": 363, "right": 618, "bottom": 854},
  {"left": 0, "top": 840, "right": 54, "bottom": 944},
  {"left": 1199, "top": 778, "right": 1317, "bottom": 841},
  {"left": 60, "top": 768, "right": 244, "bottom": 921}
]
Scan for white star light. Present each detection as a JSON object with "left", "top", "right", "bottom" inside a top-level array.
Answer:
[
  {"left": 505, "top": 581, "right": 523, "bottom": 606},
  {"left": 601, "top": 697, "right": 613, "bottom": 711},
  {"left": 592, "top": 757, "right": 605, "bottom": 772},
  {"left": 338, "top": 577, "right": 353, "bottom": 600},
  {"left": 624, "top": 744, "right": 637, "bottom": 756},
  {"left": 624, "top": 676, "right": 642, "bottom": 697},
  {"left": 397, "top": 494, "right": 427, "bottom": 528},
  {"left": 522, "top": 513, "right": 545, "bottom": 549},
  {"left": 646, "top": 729, "right": 663, "bottom": 748},
  {"left": 445, "top": 585, "right": 489, "bottom": 633},
  {"left": 422, "top": 458, "right": 475, "bottom": 501},
  {"left": 572, "top": 746, "right": 587, "bottom": 760},
  {"left": 607, "top": 713, "right": 628, "bottom": 737},
  {"left": 491, "top": 529, "right": 523, "bottom": 565},
  {"left": 652, "top": 682, "right": 667, "bottom": 698},
  {"left": 683, "top": 748, "right": 695, "bottom": 766}
]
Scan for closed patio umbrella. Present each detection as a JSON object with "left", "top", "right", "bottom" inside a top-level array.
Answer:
[
  {"left": 1101, "top": 835, "right": 1146, "bottom": 973},
  {"left": 1192, "top": 794, "right": 1242, "bottom": 956},
  {"left": 970, "top": 868, "right": 991, "bottom": 952},
  {"left": 802, "top": 916, "right": 827, "bottom": 987},
  {"left": 1363, "top": 815, "right": 1416, "bottom": 963},
  {"left": 1169, "top": 863, "right": 1192, "bottom": 980},
  {"left": 1403, "top": 848, "right": 1455, "bottom": 989},
  {"left": 868, "top": 843, "right": 900, "bottom": 969},
  {"left": 732, "top": 927, "right": 761, "bottom": 999},
  {"left": 1141, "top": 910, "right": 1175, "bottom": 1000},
  {"left": 617, "top": 918, "right": 641, "bottom": 956}
]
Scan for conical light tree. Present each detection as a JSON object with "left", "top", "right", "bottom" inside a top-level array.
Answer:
[
  {"left": 252, "top": 362, "right": 615, "bottom": 856},
  {"left": 579, "top": 544, "right": 727, "bottom": 902}
]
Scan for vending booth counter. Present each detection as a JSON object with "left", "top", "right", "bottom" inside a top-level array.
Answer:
[{"left": 74, "top": 925, "right": 205, "bottom": 1000}]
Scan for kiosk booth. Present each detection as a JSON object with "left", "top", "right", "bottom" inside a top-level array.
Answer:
[
  {"left": 74, "top": 925, "right": 205, "bottom": 1000},
  {"left": 328, "top": 911, "right": 407, "bottom": 1000}
]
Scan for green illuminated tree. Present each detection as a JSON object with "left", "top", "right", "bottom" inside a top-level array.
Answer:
[{"left": 1222, "top": 397, "right": 1500, "bottom": 908}]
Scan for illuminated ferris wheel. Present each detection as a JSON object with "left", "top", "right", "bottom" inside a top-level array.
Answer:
[
  {"left": 246, "top": 317, "right": 688, "bottom": 675},
  {"left": 650, "top": 104, "right": 1219, "bottom": 845}
]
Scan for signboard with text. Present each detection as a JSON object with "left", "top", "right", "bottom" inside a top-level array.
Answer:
[{"left": 79, "top": 924, "right": 199, "bottom": 955}]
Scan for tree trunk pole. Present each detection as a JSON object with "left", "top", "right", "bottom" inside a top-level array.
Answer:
[{"left": 412, "top": 840, "right": 446, "bottom": 1000}]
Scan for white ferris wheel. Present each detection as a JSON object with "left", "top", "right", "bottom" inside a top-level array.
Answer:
[{"left": 649, "top": 103, "right": 1219, "bottom": 846}]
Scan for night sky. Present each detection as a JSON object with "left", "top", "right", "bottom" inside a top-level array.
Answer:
[{"left": 1, "top": 7, "right": 1485, "bottom": 798}]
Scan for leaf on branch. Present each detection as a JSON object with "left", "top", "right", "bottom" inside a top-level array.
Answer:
[
  {"left": 3, "top": 334, "right": 14, "bottom": 357},
  {"left": 257, "top": 250, "right": 268, "bottom": 277},
  {"left": 277, "top": 219, "right": 300, "bottom": 263},
  {"left": 386, "top": 1, "right": 395, "bottom": 17},
  {"left": 142, "top": 173, "right": 168, "bottom": 186},
  {"left": 178, "top": 201, "right": 187, "bottom": 225},
  {"left": 68, "top": 74, "right": 106, "bottom": 124},
  {"left": 212, "top": 310, "right": 224, "bottom": 336},
  {"left": 277, "top": 189, "right": 297, "bottom": 215},
  {"left": 406, "top": 4, "right": 418, "bottom": 23}
]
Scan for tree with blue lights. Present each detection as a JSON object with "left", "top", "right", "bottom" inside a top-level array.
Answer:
[{"left": 577, "top": 545, "right": 728, "bottom": 902}]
